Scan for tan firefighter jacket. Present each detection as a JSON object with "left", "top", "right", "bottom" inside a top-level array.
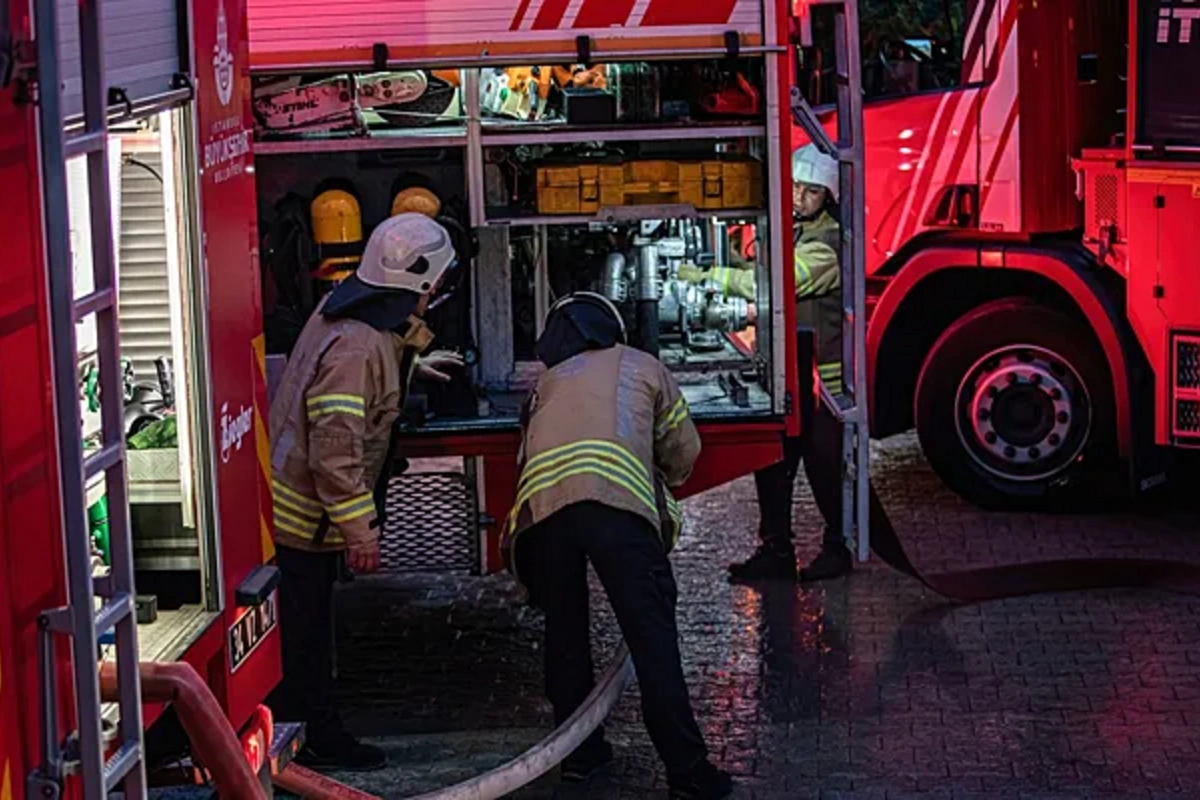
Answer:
[
  {"left": 708, "top": 210, "right": 844, "bottom": 392},
  {"left": 504, "top": 344, "right": 701, "bottom": 565},
  {"left": 269, "top": 299, "right": 433, "bottom": 553}
]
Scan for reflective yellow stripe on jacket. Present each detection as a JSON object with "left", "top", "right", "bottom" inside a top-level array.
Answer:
[
  {"left": 664, "top": 492, "right": 682, "bottom": 548},
  {"left": 795, "top": 251, "right": 815, "bottom": 294},
  {"left": 327, "top": 492, "right": 375, "bottom": 525},
  {"left": 306, "top": 393, "right": 365, "bottom": 420},
  {"left": 818, "top": 361, "right": 842, "bottom": 386},
  {"left": 271, "top": 479, "right": 345, "bottom": 544},
  {"left": 655, "top": 396, "right": 690, "bottom": 438},
  {"left": 506, "top": 439, "right": 658, "bottom": 534}
]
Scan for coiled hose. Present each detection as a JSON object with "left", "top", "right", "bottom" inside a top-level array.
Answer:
[{"left": 274, "top": 643, "right": 634, "bottom": 800}]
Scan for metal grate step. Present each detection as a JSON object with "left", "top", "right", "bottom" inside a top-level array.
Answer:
[{"left": 379, "top": 472, "right": 479, "bottom": 574}]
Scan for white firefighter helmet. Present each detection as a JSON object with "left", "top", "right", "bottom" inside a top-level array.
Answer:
[
  {"left": 792, "top": 143, "right": 839, "bottom": 202},
  {"left": 358, "top": 213, "right": 457, "bottom": 296}
]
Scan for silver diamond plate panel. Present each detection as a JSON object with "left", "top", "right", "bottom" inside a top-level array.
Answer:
[{"left": 380, "top": 472, "right": 479, "bottom": 574}]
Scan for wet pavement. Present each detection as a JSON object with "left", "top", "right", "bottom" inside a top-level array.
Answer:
[{"left": 324, "top": 434, "right": 1200, "bottom": 799}]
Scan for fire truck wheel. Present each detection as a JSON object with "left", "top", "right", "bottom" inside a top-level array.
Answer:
[{"left": 914, "top": 297, "right": 1115, "bottom": 511}]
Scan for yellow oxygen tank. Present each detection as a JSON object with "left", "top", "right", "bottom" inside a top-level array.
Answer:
[
  {"left": 310, "top": 188, "right": 362, "bottom": 283},
  {"left": 390, "top": 186, "right": 442, "bottom": 219}
]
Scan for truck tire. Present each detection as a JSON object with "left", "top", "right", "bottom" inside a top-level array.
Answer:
[{"left": 914, "top": 297, "right": 1115, "bottom": 510}]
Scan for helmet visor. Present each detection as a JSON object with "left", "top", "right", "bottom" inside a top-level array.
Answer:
[{"left": 424, "top": 256, "right": 462, "bottom": 311}]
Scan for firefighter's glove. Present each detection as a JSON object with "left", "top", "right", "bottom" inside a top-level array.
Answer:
[
  {"left": 676, "top": 263, "right": 709, "bottom": 284},
  {"left": 346, "top": 537, "right": 381, "bottom": 574},
  {"left": 415, "top": 350, "right": 465, "bottom": 383}
]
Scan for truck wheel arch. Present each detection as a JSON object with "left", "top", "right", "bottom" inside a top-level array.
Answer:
[{"left": 866, "top": 244, "right": 1133, "bottom": 456}]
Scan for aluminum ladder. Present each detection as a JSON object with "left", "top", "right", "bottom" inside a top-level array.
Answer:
[
  {"left": 791, "top": 0, "right": 870, "bottom": 561},
  {"left": 28, "top": 0, "right": 147, "bottom": 796}
]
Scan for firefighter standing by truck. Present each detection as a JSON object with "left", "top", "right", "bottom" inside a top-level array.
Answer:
[
  {"left": 679, "top": 143, "right": 854, "bottom": 583},
  {"left": 505, "top": 292, "right": 734, "bottom": 799},
  {"left": 268, "top": 212, "right": 464, "bottom": 771}
]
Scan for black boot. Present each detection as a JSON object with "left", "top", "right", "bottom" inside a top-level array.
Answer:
[
  {"left": 668, "top": 760, "right": 734, "bottom": 799},
  {"left": 798, "top": 535, "right": 852, "bottom": 583},
  {"left": 728, "top": 544, "right": 797, "bottom": 583},
  {"left": 561, "top": 739, "right": 614, "bottom": 783},
  {"left": 295, "top": 728, "right": 387, "bottom": 773}
]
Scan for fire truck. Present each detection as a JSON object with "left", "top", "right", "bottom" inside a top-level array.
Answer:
[
  {"left": 245, "top": 0, "right": 870, "bottom": 574},
  {"left": 0, "top": 0, "right": 284, "bottom": 794},
  {"left": 800, "top": 0, "right": 1198, "bottom": 509},
  {"left": 2, "top": 0, "right": 869, "bottom": 796}
]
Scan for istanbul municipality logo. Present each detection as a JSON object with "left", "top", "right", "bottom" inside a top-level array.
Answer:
[{"left": 213, "top": 1, "right": 234, "bottom": 106}]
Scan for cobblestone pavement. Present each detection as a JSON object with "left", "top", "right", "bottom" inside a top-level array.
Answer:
[{"left": 321, "top": 434, "right": 1200, "bottom": 799}]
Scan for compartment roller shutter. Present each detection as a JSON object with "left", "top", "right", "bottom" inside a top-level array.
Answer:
[
  {"left": 55, "top": 0, "right": 183, "bottom": 122},
  {"left": 117, "top": 150, "right": 172, "bottom": 382}
]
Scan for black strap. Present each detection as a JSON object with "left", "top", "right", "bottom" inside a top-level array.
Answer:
[
  {"left": 312, "top": 513, "right": 332, "bottom": 548},
  {"left": 372, "top": 416, "right": 404, "bottom": 526},
  {"left": 372, "top": 350, "right": 419, "bottom": 524}
]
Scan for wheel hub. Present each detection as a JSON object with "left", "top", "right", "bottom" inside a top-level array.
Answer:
[{"left": 955, "top": 346, "right": 1090, "bottom": 481}]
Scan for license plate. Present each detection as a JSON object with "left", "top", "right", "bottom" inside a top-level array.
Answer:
[{"left": 229, "top": 590, "right": 278, "bottom": 673}]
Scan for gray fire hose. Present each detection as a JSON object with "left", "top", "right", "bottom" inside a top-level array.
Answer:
[
  {"left": 407, "top": 643, "right": 634, "bottom": 800},
  {"left": 275, "top": 643, "right": 634, "bottom": 800}
]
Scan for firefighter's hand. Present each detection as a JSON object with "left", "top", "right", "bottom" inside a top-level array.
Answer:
[
  {"left": 676, "top": 263, "right": 708, "bottom": 284},
  {"left": 347, "top": 540, "right": 381, "bottom": 574},
  {"left": 416, "top": 350, "right": 465, "bottom": 383}
]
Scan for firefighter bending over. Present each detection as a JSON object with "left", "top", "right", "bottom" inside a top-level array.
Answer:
[
  {"left": 268, "top": 214, "right": 463, "bottom": 772},
  {"left": 679, "top": 143, "right": 853, "bottom": 583},
  {"left": 505, "top": 292, "right": 733, "bottom": 799}
]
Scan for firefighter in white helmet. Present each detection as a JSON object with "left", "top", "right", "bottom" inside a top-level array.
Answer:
[
  {"left": 679, "top": 143, "right": 853, "bottom": 583},
  {"left": 268, "top": 213, "right": 464, "bottom": 772}
]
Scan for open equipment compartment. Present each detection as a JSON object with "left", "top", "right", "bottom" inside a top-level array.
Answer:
[
  {"left": 254, "top": 54, "right": 786, "bottom": 432},
  {"left": 67, "top": 108, "right": 222, "bottom": 677}
]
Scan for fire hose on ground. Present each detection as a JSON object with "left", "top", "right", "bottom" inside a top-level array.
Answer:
[
  {"left": 274, "top": 643, "right": 634, "bottom": 800},
  {"left": 98, "top": 512, "right": 1200, "bottom": 800},
  {"left": 99, "top": 661, "right": 267, "bottom": 800},
  {"left": 100, "top": 643, "right": 633, "bottom": 800}
]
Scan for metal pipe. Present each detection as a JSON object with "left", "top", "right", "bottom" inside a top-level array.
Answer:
[
  {"left": 602, "top": 251, "right": 627, "bottom": 302},
  {"left": 274, "top": 645, "right": 634, "bottom": 800},
  {"left": 635, "top": 243, "right": 660, "bottom": 357},
  {"left": 463, "top": 68, "right": 485, "bottom": 227},
  {"left": 636, "top": 244, "right": 659, "bottom": 301},
  {"left": 711, "top": 222, "right": 730, "bottom": 268}
]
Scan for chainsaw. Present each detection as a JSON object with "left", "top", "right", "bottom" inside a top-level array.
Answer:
[{"left": 253, "top": 75, "right": 362, "bottom": 135}]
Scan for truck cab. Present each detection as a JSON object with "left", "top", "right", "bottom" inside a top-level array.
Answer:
[{"left": 803, "top": 0, "right": 1196, "bottom": 509}]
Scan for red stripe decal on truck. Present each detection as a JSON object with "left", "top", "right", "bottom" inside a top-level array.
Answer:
[{"left": 640, "top": 0, "right": 738, "bottom": 26}]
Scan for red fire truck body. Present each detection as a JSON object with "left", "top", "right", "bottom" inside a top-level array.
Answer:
[
  {"left": 1, "top": 0, "right": 280, "bottom": 793},
  {"left": 4, "top": 0, "right": 833, "bottom": 794},
  {"left": 794, "top": 0, "right": 1198, "bottom": 508},
  {"left": 246, "top": 0, "right": 816, "bottom": 574}
]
